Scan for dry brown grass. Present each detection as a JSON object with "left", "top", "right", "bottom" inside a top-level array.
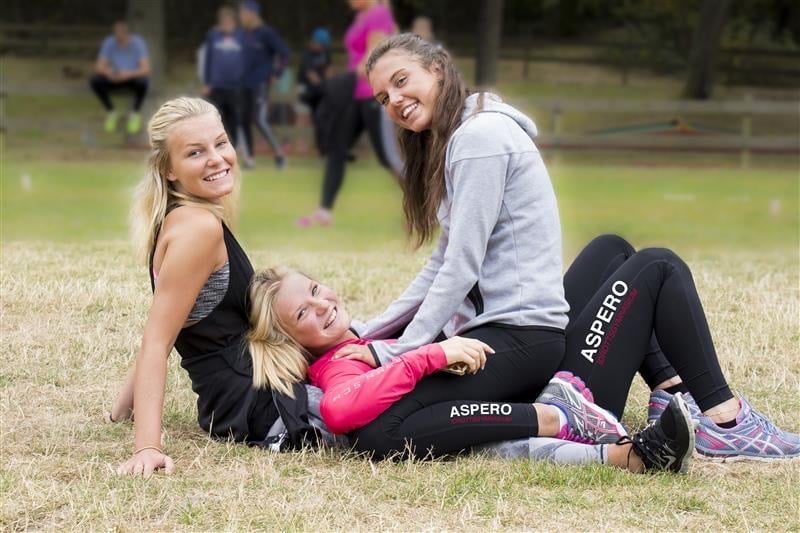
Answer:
[{"left": 2, "top": 241, "right": 799, "bottom": 531}]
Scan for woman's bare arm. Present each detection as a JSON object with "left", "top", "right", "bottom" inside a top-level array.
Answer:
[{"left": 116, "top": 208, "right": 224, "bottom": 477}]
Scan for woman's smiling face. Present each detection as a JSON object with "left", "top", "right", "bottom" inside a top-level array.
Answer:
[
  {"left": 274, "top": 272, "right": 352, "bottom": 353},
  {"left": 369, "top": 50, "right": 441, "bottom": 132},
  {"left": 166, "top": 113, "right": 237, "bottom": 201}
]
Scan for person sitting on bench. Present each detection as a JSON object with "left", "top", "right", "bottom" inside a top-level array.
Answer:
[{"left": 89, "top": 20, "right": 151, "bottom": 134}]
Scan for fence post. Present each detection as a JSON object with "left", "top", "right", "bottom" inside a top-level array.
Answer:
[
  {"left": 523, "top": 45, "right": 530, "bottom": 79},
  {"left": 550, "top": 106, "right": 563, "bottom": 146},
  {"left": 740, "top": 92, "right": 752, "bottom": 169}
]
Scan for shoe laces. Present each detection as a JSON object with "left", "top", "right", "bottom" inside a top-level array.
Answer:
[
  {"left": 748, "top": 405, "right": 779, "bottom": 435},
  {"left": 624, "top": 422, "right": 667, "bottom": 470}
]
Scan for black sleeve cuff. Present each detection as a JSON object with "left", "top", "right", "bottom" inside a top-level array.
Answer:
[{"left": 367, "top": 343, "right": 382, "bottom": 367}]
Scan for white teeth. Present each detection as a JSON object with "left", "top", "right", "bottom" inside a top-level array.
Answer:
[
  {"left": 204, "top": 169, "right": 228, "bottom": 182},
  {"left": 324, "top": 307, "right": 337, "bottom": 329},
  {"left": 401, "top": 102, "right": 418, "bottom": 120}
]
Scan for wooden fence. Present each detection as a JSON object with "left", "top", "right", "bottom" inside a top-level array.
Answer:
[{"left": 519, "top": 97, "right": 798, "bottom": 165}]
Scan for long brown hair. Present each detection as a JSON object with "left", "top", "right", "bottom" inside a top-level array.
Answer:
[{"left": 366, "top": 33, "right": 468, "bottom": 247}]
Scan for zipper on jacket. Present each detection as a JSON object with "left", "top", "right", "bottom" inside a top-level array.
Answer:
[{"left": 467, "top": 282, "right": 484, "bottom": 316}]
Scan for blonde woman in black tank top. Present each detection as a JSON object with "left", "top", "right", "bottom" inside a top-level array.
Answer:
[{"left": 110, "top": 98, "right": 311, "bottom": 477}]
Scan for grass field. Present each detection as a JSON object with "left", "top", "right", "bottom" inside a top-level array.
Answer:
[
  {"left": 3, "top": 50, "right": 799, "bottom": 530},
  {"left": 2, "top": 147, "right": 799, "bottom": 530}
]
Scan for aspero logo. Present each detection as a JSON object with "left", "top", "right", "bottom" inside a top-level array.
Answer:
[{"left": 449, "top": 403, "right": 512, "bottom": 418}]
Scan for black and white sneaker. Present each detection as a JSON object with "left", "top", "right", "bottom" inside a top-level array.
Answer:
[{"left": 622, "top": 392, "right": 695, "bottom": 474}]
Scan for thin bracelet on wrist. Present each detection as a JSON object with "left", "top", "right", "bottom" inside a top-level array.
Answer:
[{"left": 133, "top": 445, "right": 164, "bottom": 456}]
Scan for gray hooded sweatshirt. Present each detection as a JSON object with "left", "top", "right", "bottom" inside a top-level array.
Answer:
[{"left": 356, "top": 93, "right": 569, "bottom": 366}]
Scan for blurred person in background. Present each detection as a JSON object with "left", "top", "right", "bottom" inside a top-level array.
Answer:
[
  {"left": 297, "top": 27, "right": 333, "bottom": 153},
  {"left": 202, "top": 5, "right": 245, "bottom": 153},
  {"left": 410, "top": 15, "right": 439, "bottom": 47},
  {"left": 89, "top": 20, "right": 150, "bottom": 135},
  {"left": 297, "top": 0, "right": 402, "bottom": 227},
  {"left": 238, "top": 0, "right": 290, "bottom": 170}
]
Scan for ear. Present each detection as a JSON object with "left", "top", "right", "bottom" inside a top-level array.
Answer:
[
  {"left": 166, "top": 169, "right": 178, "bottom": 182},
  {"left": 431, "top": 60, "right": 444, "bottom": 80}
]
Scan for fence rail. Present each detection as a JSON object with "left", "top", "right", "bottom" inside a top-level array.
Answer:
[{"left": 516, "top": 97, "right": 799, "bottom": 164}]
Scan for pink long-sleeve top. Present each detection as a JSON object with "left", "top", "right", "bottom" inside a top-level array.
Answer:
[{"left": 307, "top": 338, "right": 447, "bottom": 434}]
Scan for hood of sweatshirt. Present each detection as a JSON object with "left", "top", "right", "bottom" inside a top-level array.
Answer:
[{"left": 460, "top": 92, "right": 538, "bottom": 140}]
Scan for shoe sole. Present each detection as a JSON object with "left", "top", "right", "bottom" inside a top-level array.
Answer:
[
  {"left": 695, "top": 449, "right": 800, "bottom": 462},
  {"left": 672, "top": 392, "right": 696, "bottom": 474},
  {"left": 541, "top": 377, "right": 628, "bottom": 444},
  {"left": 655, "top": 406, "right": 800, "bottom": 463}
]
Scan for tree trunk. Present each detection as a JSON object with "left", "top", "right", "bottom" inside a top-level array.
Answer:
[
  {"left": 126, "top": 0, "right": 166, "bottom": 143},
  {"left": 475, "top": 0, "right": 504, "bottom": 88},
  {"left": 682, "top": 0, "right": 730, "bottom": 100}
]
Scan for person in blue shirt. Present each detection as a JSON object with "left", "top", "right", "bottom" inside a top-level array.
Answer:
[
  {"left": 202, "top": 6, "right": 246, "bottom": 150},
  {"left": 89, "top": 20, "right": 150, "bottom": 134},
  {"left": 297, "top": 27, "right": 332, "bottom": 153},
  {"left": 238, "top": 0, "right": 290, "bottom": 169}
]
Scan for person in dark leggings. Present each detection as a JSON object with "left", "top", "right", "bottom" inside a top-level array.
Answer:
[
  {"left": 239, "top": 0, "right": 290, "bottom": 170},
  {"left": 555, "top": 234, "right": 800, "bottom": 461},
  {"left": 297, "top": 0, "right": 402, "bottom": 227},
  {"left": 246, "top": 265, "right": 697, "bottom": 473},
  {"left": 89, "top": 20, "right": 150, "bottom": 135},
  {"left": 344, "top": 235, "right": 799, "bottom": 463},
  {"left": 201, "top": 6, "right": 245, "bottom": 149},
  {"left": 328, "top": 33, "right": 796, "bottom": 467}
]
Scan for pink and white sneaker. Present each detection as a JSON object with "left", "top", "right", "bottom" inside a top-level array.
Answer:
[{"left": 537, "top": 371, "right": 628, "bottom": 445}]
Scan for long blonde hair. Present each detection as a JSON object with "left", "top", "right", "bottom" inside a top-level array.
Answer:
[
  {"left": 247, "top": 268, "right": 311, "bottom": 397},
  {"left": 130, "top": 97, "right": 240, "bottom": 262}
]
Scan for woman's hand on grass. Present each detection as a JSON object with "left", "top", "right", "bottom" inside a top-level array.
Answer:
[
  {"left": 117, "top": 449, "right": 175, "bottom": 477},
  {"left": 439, "top": 336, "right": 494, "bottom": 374},
  {"left": 332, "top": 344, "right": 377, "bottom": 367}
]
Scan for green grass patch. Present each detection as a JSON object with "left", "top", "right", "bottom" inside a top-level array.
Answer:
[{"left": 2, "top": 154, "right": 797, "bottom": 256}]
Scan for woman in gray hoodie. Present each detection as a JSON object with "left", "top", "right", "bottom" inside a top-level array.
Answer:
[{"left": 348, "top": 33, "right": 799, "bottom": 464}]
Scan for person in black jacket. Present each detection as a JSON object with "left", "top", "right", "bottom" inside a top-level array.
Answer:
[{"left": 296, "top": 27, "right": 332, "bottom": 153}]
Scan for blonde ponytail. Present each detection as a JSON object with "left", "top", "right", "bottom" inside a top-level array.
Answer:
[
  {"left": 130, "top": 96, "right": 240, "bottom": 262},
  {"left": 247, "top": 268, "right": 311, "bottom": 397}
]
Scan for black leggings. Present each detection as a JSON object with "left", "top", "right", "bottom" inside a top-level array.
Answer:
[
  {"left": 321, "top": 98, "right": 394, "bottom": 209},
  {"left": 350, "top": 326, "right": 564, "bottom": 459},
  {"left": 559, "top": 235, "right": 734, "bottom": 418},
  {"left": 89, "top": 74, "right": 149, "bottom": 112},
  {"left": 241, "top": 84, "right": 284, "bottom": 159},
  {"left": 350, "top": 235, "right": 734, "bottom": 459},
  {"left": 208, "top": 88, "right": 241, "bottom": 148}
]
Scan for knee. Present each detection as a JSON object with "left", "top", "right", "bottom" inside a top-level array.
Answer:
[
  {"left": 637, "top": 247, "right": 687, "bottom": 271},
  {"left": 88, "top": 73, "right": 106, "bottom": 89},
  {"left": 588, "top": 234, "right": 636, "bottom": 257}
]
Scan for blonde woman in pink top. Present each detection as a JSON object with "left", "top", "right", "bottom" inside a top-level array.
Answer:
[{"left": 298, "top": 0, "right": 402, "bottom": 227}]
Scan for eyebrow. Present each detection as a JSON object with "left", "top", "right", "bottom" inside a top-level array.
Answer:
[
  {"left": 293, "top": 280, "right": 314, "bottom": 320},
  {"left": 375, "top": 68, "right": 406, "bottom": 100},
  {"left": 182, "top": 134, "right": 226, "bottom": 150},
  {"left": 389, "top": 68, "right": 405, "bottom": 84}
]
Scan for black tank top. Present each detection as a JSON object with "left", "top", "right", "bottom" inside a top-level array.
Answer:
[{"left": 149, "top": 222, "right": 278, "bottom": 441}]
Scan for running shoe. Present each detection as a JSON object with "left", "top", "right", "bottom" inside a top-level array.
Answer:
[
  {"left": 649, "top": 390, "right": 800, "bottom": 461},
  {"left": 648, "top": 388, "right": 700, "bottom": 423},
  {"left": 104, "top": 110, "right": 119, "bottom": 133},
  {"left": 622, "top": 392, "right": 695, "bottom": 473},
  {"left": 126, "top": 112, "right": 142, "bottom": 134},
  {"left": 536, "top": 371, "right": 628, "bottom": 445}
]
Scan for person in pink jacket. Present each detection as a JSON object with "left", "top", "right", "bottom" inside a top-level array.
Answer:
[{"left": 246, "top": 267, "right": 696, "bottom": 474}]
